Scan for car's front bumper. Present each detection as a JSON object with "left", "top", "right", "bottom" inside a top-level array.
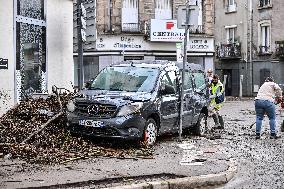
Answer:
[{"left": 66, "top": 112, "right": 146, "bottom": 140}]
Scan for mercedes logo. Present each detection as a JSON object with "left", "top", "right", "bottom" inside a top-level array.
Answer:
[{"left": 87, "top": 104, "right": 100, "bottom": 115}]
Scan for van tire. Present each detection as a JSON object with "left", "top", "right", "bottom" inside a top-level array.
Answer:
[
  {"left": 192, "top": 113, "right": 207, "bottom": 136},
  {"left": 142, "top": 118, "right": 157, "bottom": 146},
  {"left": 281, "top": 120, "right": 284, "bottom": 132}
]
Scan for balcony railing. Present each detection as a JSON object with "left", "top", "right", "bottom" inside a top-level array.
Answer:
[
  {"left": 188, "top": 25, "right": 205, "bottom": 34},
  {"left": 258, "top": 46, "right": 272, "bottom": 55},
  {"left": 216, "top": 43, "right": 241, "bottom": 59},
  {"left": 259, "top": 0, "right": 271, "bottom": 7},
  {"left": 275, "top": 41, "right": 284, "bottom": 58},
  {"left": 121, "top": 23, "right": 141, "bottom": 33}
]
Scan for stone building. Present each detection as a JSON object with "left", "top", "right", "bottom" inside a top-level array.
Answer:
[
  {"left": 73, "top": 0, "right": 215, "bottom": 86},
  {"left": 215, "top": 0, "right": 284, "bottom": 96},
  {"left": 0, "top": 0, "right": 74, "bottom": 115}
]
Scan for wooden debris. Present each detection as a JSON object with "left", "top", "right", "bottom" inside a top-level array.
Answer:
[{"left": 0, "top": 92, "right": 154, "bottom": 164}]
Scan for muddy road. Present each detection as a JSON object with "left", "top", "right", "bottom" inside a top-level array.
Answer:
[
  {"left": 216, "top": 99, "right": 284, "bottom": 189},
  {"left": 1, "top": 99, "right": 284, "bottom": 189}
]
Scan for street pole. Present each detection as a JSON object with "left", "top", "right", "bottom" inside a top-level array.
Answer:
[
  {"left": 179, "top": 2, "right": 190, "bottom": 142},
  {"left": 249, "top": 0, "right": 253, "bottom": 96},
  {"left": 77, "top": 0, "right": 84, "bottom": 90}
]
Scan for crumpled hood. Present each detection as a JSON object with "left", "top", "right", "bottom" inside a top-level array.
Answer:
[{"left": 75, "top": 89, "right": 152, "bottom": 106}]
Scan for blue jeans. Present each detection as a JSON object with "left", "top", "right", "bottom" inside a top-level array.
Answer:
[{"left": 255, "top": 99, "right": 276, "bottom": 134}]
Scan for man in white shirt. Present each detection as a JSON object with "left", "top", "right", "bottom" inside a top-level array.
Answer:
[{"left": 255, "top": 77, "right": 283, "bottom": 139}]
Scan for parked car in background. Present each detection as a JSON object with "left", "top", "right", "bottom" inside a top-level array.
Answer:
[{"left": 66, "top": 60, "right": 210, "bottom": 146}]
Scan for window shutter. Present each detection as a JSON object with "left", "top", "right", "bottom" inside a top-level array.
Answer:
[
  {"left": 122, "top": 0, "right": 138, "bottom": 24},
  {"left": 155, "top": 0, "right": 172, "bottom": 19}
]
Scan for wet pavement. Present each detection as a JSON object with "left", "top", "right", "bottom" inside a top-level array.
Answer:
[{"left": 1, "top": 99, "right": 284, "bottom": 188}]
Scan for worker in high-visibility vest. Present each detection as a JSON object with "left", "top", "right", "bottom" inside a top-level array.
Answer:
[{"left": 209, "top": 74, "right": 225, "bottom": 129}]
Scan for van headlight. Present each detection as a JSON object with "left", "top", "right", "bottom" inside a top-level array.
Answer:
[
  {"left": 117, "top": 102, "right": 143, "bottom": 117},
  {"left": 66, "top": 100, "right": 75, "bottom": 112}
]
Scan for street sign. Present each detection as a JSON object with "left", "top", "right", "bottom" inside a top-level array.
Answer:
[
  {"left": 176, "top": 43, "right": 183, "bottom": 62},
  {"left": 177, "top": 5, "right": 199, "bottom": 30},
  {"left": 0, "top": 58, "right": 8, "bottom": 69}
]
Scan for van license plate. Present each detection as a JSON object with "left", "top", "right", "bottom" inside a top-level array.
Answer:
[{"left": 79, "top": 120, "right": 104, "bottom": 127}]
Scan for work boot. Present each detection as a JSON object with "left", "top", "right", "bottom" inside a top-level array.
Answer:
[
  {"left": 270, "top": 133, "right": 280, "bottom": 139},
  {"left": 255, "top": 133, "right": 260, "bottom": 139},
  {"left": 218, "top": 116, "right": 224, "bottom": 129},
  {"left": 212, "top": 114, "right": 220, "bottom": 129}
]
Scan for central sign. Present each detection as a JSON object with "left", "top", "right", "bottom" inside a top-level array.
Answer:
[{"left": 150, "top": 19, "right": 185, "bottom": 42}]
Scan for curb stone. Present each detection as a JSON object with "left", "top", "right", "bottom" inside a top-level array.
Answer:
[{"left": 104, "top": 158, "right": 238, "bottom": 189}]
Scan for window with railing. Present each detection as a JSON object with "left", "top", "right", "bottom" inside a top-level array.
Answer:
[
  {"left": 216, "top": 43, "right": 241, "bottom": 59},
  {"left": 226, "top": 0, "right": 237, "bottom": 12},
  {"left": 259, "top": 0, "right": 271, "bottom": 7},
  {"left": 187, "top": 0, "right": 203, "bottom": 33},
  {"left": 121, "top": 0, "right": 139, "bottom": 32},
  {"left": 155, "top": 0, "right": 172, "bottom": 19},
  {"left": 258, "top": 22, "right": 271, "bottom": 54},
  {"left": 275, "top": 41, "right": 284, "bottom": 58},
  {"left": 225, "top": 26, "right": 237, "bottom": 44}
]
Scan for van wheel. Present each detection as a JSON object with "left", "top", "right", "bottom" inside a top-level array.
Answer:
[
  {"left": 142, "top": 118, "right": 157, "bottom": 146},
  {"left": 192, "top": 113, "right": 207, "bottom": 136},
  {"left": 281, "top": 120, "right": 284, "bottom": 132}
]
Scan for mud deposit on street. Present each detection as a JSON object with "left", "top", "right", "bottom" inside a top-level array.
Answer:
[{"left": 1, "top": 99, "right": 284, "bottom": 188}]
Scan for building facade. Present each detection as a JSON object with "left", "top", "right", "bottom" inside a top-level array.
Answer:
[
  {"left": 73, "top": 0, "right": 215, "bottom": 86},
  {"left": 215, "top": 0, "right": 284, "bottom": 96},
  {"left": 0, "top": 0, "right": 74, "bottom": 115}
]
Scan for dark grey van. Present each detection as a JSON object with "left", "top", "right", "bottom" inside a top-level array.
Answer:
[{"left": 66, "top": 60, "right": 209, "bottom": 145}]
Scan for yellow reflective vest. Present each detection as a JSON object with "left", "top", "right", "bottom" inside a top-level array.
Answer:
[{"left": 210, "top": 81, "right": 225, "bottom": 109}]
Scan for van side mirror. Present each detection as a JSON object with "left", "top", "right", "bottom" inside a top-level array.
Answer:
[
  {"left": 84, "top": 80, "right": 93, "bottom": 89},
  {"left": 161, "top": 84, "right": 176, "bottom": 95}
]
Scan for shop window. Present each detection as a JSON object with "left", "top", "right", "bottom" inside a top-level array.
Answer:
[
  {"left": 15, "top": 0, "right": 46, "bottom": 100},
  {"left": 17, "top": 0, "right": 44, "bottom": 19},
  {"left": 155, "top": 0, "right": 172, "bottom": 19}
]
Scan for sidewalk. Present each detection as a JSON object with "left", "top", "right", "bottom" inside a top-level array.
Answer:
[{"left": 0, "top": 139, "right": 237, "bottom": 189}]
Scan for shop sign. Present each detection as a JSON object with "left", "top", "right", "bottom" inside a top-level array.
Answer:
[
  {"left": 96, "top": 35, "right": 214, "bottom": 53},
  {"left": 0, "top": 58, "right": 8, "bottom": 69},
  {"left": 187, "top": 38, "right": 214, "bottom": 52},
  {"left": 150, "top": 19, "right": 185, "bottom": 42},
  {"left": 96, "top": 36, "right": 144, "bottom": 50}
]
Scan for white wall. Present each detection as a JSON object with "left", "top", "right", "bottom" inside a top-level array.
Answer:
[
  {"left": 46, "top": 0, "right": 74, "bottom": 91},
  {"left": 0, "top": 0, "right": 15, "bottom": 116}
]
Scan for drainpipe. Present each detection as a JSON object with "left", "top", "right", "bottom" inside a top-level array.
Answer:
[
  {"left": 108, "top": 0, "right": 112, "bottom": 32},
  {"left": 249, "top": 0, "right": 253, "bottom": 96},
  {"left": 77, "top": 0, "right": 84, "bottom": 90}
]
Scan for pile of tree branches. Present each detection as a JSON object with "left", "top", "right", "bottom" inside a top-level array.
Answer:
[{"left": 0, "top": 93, "right": 153, "bottom": 165}]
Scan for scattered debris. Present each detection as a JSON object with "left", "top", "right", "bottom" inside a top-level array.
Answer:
[{"left": 0, "top": 91, "right": 153, "bottom": 165}]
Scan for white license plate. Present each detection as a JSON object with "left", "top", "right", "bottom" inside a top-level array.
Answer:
[{"left": 78, "top": 120, "right": 104, "bottom": 127}]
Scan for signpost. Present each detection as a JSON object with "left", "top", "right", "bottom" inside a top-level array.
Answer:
[
  {"left": 77, "top": 0, "right": 86, "bottom": 89},
  {"left": 177, "top": 2, "right": 199, "bottom": 141}
]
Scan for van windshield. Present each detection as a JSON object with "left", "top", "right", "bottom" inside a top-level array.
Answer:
[{"left": 90, "top": 66, "right": 159, "bottom": 92}]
